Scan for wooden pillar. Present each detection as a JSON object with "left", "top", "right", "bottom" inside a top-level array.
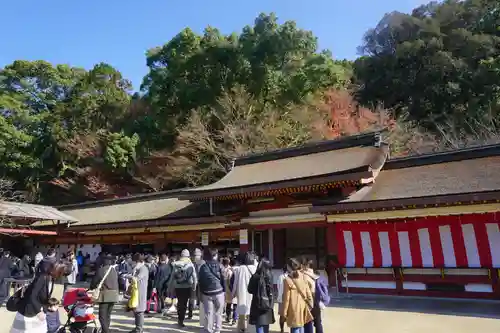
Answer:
[
  {"left": 325, "top": 224, "right": 337, "bottom": 255},
  {"left": 394, "top": 268, "right": 403, "bottom": 294},
  {"left": 262, "top": 230, "right": 270, "bottom": 259},
  {"left": 268, "top": 229, "right": 274, "bottom": 266},
  {"left": 326, "top": 224, "right": 338, "bottom": 286},
  {"left": 492, "top": 268, "right": 500, "bottom": 299},
  {"left": 273, "top": 229, "right": 286, "bottom": 268}
]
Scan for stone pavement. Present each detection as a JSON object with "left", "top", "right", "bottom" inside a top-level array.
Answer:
[{"left": 1, "top": 285, "right": 500, "bottom": 333}]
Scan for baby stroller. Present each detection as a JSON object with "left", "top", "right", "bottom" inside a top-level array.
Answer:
[{"left": 59, "top": 288, "right": 98, "bottom": 333}]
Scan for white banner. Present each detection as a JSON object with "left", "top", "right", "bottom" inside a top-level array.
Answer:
[{"left": 239, "top": 229, "right": 248, "bottom": 245}]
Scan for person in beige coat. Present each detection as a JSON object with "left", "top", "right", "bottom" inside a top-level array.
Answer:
[
  {"left": 222, "top": 257, "right": 237, "bottom": 324},
  {"left": 280, "top": 258, "right": 314, "bottom": 333}
]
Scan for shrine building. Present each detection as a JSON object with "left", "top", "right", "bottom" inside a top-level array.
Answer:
[{"left": 34, "top": 131, "right": 500, "bottom": 299}]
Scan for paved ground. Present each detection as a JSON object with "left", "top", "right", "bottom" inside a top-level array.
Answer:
[{"left": 2, "top": 285, "right": 500, "bottom": 332}]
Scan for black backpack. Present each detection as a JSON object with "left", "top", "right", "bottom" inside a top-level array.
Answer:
[
  {"left": 174, "top": 264, "right": 194, "bottom": 285},
  {"left": 256, "top": 275, "right": 272, "bottom": 311}
]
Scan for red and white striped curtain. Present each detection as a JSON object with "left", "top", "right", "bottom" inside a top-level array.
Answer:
[{"left": 335, "top": 214, "right": 500, "bottom": 268}]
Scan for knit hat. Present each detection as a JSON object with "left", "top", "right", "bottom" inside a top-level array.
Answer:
[{"left": 181, "top": 249, "right": 190, "bottom": 258}]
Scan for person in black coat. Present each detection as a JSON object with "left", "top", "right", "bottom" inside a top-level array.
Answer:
[
  {"left": 145, "top": 255, "right": 157, "bottom": 302},
  {"left": 90, "top": 255, "right": 119, "bottom": 333},
  {"left": 18, "top": 259, "right": 53, "bottom": 314},
  {"left": 248, "top": 258, "right": 275, "bottom": 333},
  {"left": 14, "top": 255, "right": 32, "bottom": 278},
  {"left": 9, "top": 259, "right": 57, "bottom": 333},
  {"left": 153, "top": 254, "right": 172, "bottom": 312}
]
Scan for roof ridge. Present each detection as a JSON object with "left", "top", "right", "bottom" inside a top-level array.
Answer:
[
  {"left": 234, "top": 130, "right": 385, "bottom": 167},
  {"left": 385, "top": 143, "right": 500, "bottom": 170},
  {"left": 57, "top": 188, "right": 183, "bottom": 210}
]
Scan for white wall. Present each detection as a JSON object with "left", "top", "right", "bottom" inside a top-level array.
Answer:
[
  {"left": 31, "top": 244, "right": 102, "bottom": 261},
  {"left": 78, "top": 244, "right": 102, "bottom": 261}
]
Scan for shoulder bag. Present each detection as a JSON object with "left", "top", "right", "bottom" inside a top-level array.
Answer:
[
  {"left": 91, "top": 265, "right": 114, "bottom": 302},
  {"left": 206, "top": 263, "right": 222, "bottom": 281},
  {"left": 287, "top": 276, "right": 314, "bottom": 310}
]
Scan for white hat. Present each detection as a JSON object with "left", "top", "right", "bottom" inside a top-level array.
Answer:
[{"left": 181, "top": 249, "right": 190, "bottom": 258}]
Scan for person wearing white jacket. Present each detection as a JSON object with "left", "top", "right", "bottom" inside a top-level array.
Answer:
[
  {"left": 231, "top": 252, "right": 257, "bottom": 333},
  {"left": 62, "top": 251, "right": 78, "bottom": 300},
  {"left": 276, "top": 266, "right": 288, "bottom": 333}
]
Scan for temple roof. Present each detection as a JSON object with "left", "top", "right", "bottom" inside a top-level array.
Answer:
[
  {"left": 56, "top": 140, "right": 500, "bottom": 228},
  {"left": 59, "top": 195, "right": 234, "bottom": 230},
  {"left": 60, "top": 197, "right": 191, "bottom": 226},
  {"left": 179, "top": 131, "right": 388, "bottom": 200},
  {"left": 354, "top": 155, "right": 500, "bottom": 202},
  {"left": 0, "top": 201, "right": 78, "bottom": 225},
  {"left": 312, "top": 143, "right": 500, "bottom": 213}
]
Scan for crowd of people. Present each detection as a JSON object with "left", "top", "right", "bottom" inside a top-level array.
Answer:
[
  {"left": 4, "top": 246, "right": 330, "bottom": 333},
  {"left": 0, "top": 249, "right": 78, "bottom": 305}
]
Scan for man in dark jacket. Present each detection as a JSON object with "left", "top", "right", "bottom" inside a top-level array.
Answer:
[
  {"left": 153, "top": 254, "right": 172, "bottom": 312},
  {"left": 198, "top": 248, "right": 225, "bottom": 333},
  {"left": 94, "top": 252, "right": 106, "bottom": 270},
  {"left": 145, "top": 255, "right": 157, "bottom": 301}
]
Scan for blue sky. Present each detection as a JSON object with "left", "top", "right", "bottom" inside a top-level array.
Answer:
[{"left": 1, "top": 0, "right": 429, "bottom": 90}]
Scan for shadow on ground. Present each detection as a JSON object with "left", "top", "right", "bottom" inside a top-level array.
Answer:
[
  {"left": 104, "top": 303, "right": 281, "bottom": 333},
  {"left": 329, "top": 294, "right": 500, "bottom": 319}
]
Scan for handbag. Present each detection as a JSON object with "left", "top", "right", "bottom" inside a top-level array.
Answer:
[
  {"left": 147, "top": 291, "right": 159, "bottom": 313},
  {"left": 91, "top": 265, "right": 114, "bottom": 302},
  {"left": 6, "top": 284, "right": 27, "bottom": 312}
]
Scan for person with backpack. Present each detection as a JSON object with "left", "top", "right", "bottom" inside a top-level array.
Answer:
[
  {"left": 248, "top": 258, "right": 275, "bottom": 333},
  {"left": 311, "top": 269, "right": 329, "bottom": 333},
  {"left": 169, "top": 249, "right": 197, "bottom": 328},
  {"left": 301, "top": 259, "right": 329, "bottom": 333},
  {"left": 198, "top": 248, "right": 225, "bottom": 333}
]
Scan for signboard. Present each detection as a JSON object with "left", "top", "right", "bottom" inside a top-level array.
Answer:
[
  {"left": 201, "top": 232, "right": 209, "bottom": 246},
  {"left": 239, "top": 229, "right": 248, "bottom": 245}
]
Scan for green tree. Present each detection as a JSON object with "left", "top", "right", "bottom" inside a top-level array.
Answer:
[
  {"left": 0, "top": 60, "right": 137, "bottom": 202},
  {"left": 353, "top": 0, "right": 500, "bottom": 130},
  {"left": 141, "top": 13, "right": 349, "bottom": 150}
]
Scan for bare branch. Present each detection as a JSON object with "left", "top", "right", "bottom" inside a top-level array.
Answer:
[
  {"left": 166, "top": 87, "right": 332, "bottom": 186},
  {"left": 0, "top": 179, "right": 27, "bottom": 231}
]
